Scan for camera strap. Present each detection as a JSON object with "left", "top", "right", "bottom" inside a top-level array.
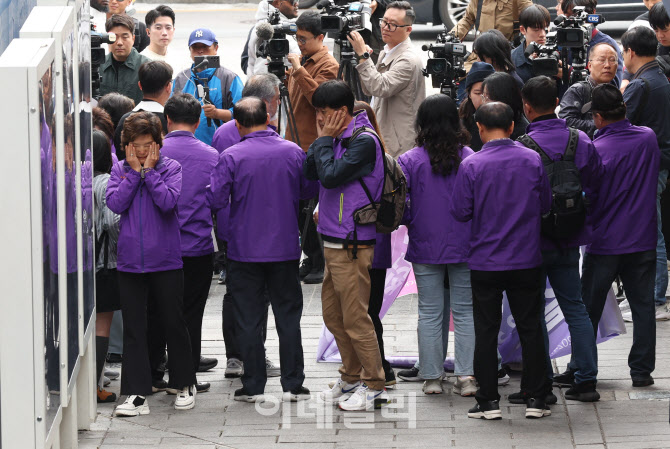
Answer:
[{"left": 475, "top": 0, "right": 485, "bottom": 33}]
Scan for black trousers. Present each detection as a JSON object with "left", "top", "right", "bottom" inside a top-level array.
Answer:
[
  {"left": 118, "top": 270, "right": 196, "bottom": 395},
  {"left": 368, "top": 268, "right": 392, "bottom": 376},
  {"left": 471, "top": 268, "right": 547, "bottom": 403},
  {"left": 227, "top": 259, "right": 305, "bottom": 395},
  {"left": 183, "top": 254, "right": 214, "bottom": 371},
  {"left": 298, "top": 198, "right": 324, "bottom": 270}
]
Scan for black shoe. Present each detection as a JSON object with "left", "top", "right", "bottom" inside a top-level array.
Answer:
[
  {"left": 565, "top": 382, "right": 600, "bottom": 402},
  {"left": 552, "top": 369, "right": 575, "bottom": 387},
  {"left": 282, "top": 386, "right": 311, "bottom": 402},
  {"left": 385, "top": 368, "right": 397, "bottom": 387},
  {"left": 167, "top": 382, "right": 211, "bottom": 395},
  {"left": 299, "top": 259, "right": 313, "bottom": 280},
  {"left": 303, "top": 268, "right": 324, "bottom": 284},
  {"left": 234, "top": 388, "right": 263, "bottom": 403},
  {"left": 198, "top": 356, "right": 218, "bottom": 372},
  {"left": 467, "top": 400, "right": 502, "bottom": 420},
  {"left": 509, "top": 391, "right": 557, "bottom": 405},
  {"left": 397, "top": 367, "right": 422, "bottom": 382},
  {"left": 106, "top": 353, "right": 122, "bottom": 364},
  {"left": 218, "top": 269, "right": 227, "bottom": 284},
  {"left": 632, "top": 375, "right": 654, "bottom": 387},
  {"left": 526, "top": 397, "right": 551, "bottom": 419},
  {"left": 151, "top": 379, "right": 168, "bottom": 394}
]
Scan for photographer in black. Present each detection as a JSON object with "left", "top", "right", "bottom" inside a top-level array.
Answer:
[{"left": 512, "top": 5, "right": 553, "bottom": 84}]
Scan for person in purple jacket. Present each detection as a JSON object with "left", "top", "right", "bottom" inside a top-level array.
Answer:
[
  {"left": 160, "top": 94, "right": 219, "bottom": 395},
  {"left": 106, "top": 112, "right": 197, "bottom": 417},
  {"left": 207, "top": 97, "right": 318, "bottom": 403},
  {"left": 516, "top": 76, "right": 604, "bottom": 403},
  {"left": 397, "top": 95, "right": 476, "bottom": 397},
  {"left": 583, "top": 84, "right": 659, "bottom": 388},
  {"left": 451, "top": 102, "right": 552, "bottom": 420},
  {"left": 303, "top": 80, "right": 388, "bottom": 411}
]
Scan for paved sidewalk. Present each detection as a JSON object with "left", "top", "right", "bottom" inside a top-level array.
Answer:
[{"left": 79, "top": 281, "right": 670, "bottom": 449}]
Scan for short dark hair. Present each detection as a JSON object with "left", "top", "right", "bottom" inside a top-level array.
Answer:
[
  {"left": 649, "top": 2, "right": 670, "bottom": 31},
  {"left": 164, "top": 94, "right": 201, "bottom": 125},
  {"left": 312, "top": 80, "right": 355, "bottom": 115},
  {"left": 121, "top": 111, "right": 164, "bottom": 149},
  {"left": 97, "top": 92, "right": 135, "bottom": 128},
  {"left": 621, "top": 26, "right": 659, "bottom": 57},
  {"left": 521, "top": 76, "right": 558, "bottom": 114},
  {"left": 519, "top": 4, "right": 551, "bottom": 29},
  {"left": 93, "top": 130, "right": 113, "bottom": 174},
  {"left": 482, "top": 72, "right": 524, "bottom": 121},
  {"left": 560, "top": 0, "right": 597, "bottom": 14},
  {"left": 473, "top": 30, "right": 515, "bottom": 73},
  {"left": 145, "top": 5, "right": 175, "bottom": 28},
  {"left": 138, "top": 61, "right": 173, "bottom": 96},
  {"left": 296, "top": 10, "right": 323, "bottom": 36},
  {"left": 233, "top": 97, "right": 268, "bottom": 128},
  {"left": 591, "top": 84, "right": 626, "bottom": 121},
  {"left": 242, "top": 74, "right": 280, "bottom": 103},
  {"left": 475, "top": 102, "right": 514, "bottom": 131},
  {"left": 105, "top": 13, "right": 134, "bottom": 34},
  {"left": 387, "top": 1, "right": 416, "bottom": 24},
  {"left": 93, "top": 107, "right": 115, "bottom": 140}
]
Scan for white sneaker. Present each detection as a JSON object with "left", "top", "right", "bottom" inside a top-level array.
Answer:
[
  {"left": 266, "top": 357, "right": 281, "bottom": 377},
  {"left": 114, "top": 395, "right": 149, "bottom": 417},
  {"left": 497, "top": 368, "right": 510, "bottom": 386},
  {"left": 319, "top": 379, "right": 361, "bottom": 403},
  {"left": 453, "top": 376, "right": 477, "bottom": 397},
  {"left": 338, "top": 384, "right": 389, "bottom": 411},
  {"left": 656, "top": 304, "right": 670, "bottom": 321},
  {"left": 619, "top": 298, "right": 631, "bottom": 313},
  {"left": 225, "top": 358, "right": 244, "bottom": 378},
  {"left": 174, "top": 385, "right": 196, "bottom": 410},
  {"left": 422, "top": 378, "right": 444, "bottom": 394}
]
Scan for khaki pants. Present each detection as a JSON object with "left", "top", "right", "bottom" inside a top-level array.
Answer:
[{"left": 322, "top": 247, "right": 385, "bottom": 390}]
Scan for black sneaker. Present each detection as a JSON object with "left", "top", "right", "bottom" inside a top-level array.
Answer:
[
  {"left": 167, "top": 382, "right": 211, "bottom": 395},
  {"left": 218, "top": 269, "right": 226, "bottom": 284},
  {"left": 106, "top": 353, "right": 122, "bottom": 364},
  {"left": 397, "top": 367, "right": 423, "bottom": 382},
  {"left": 385, "top": 368, "right": 397, "bottom": 387},
  {"left": 552, "top": 369, "right": 575, "bottom": 387},
  {"left": 565, "top": 382, "right": 600, "bottom": 402},
  {"left": 198, "top": 356, "right": 218, "bottom": 372},
  {"left": 234, "top": 388, "right": 263, "bottom": 403},
  {"left": 299, "top": 259, "right": 313, "bottom": 280},
  {"left": 151, "top": 379, "right": 168, "bottom": 394},
  {"left": 525, "top": 397, "right": 551, "bottom": 419},
  {"left": 282, "top": 386, "right": 311, "bottom": 402},
  {"left": 467, "top": 400, "right": 502, "bottom": 420},
  {"left": 632, "top": 375, "right": 654, "bottom": 387},
  {"left": 508, "top": 391, "right": 557, "bottom": 405},
  {"left": 303, "top": 268, "right": 324, "bottom": 284}
]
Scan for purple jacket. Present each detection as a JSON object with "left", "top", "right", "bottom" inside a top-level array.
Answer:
[
  {"left": 523, "top": 117, "right": 604, "bottom": 251},
  {"left": 589, "top": 120, "right": 659, "bottom": 255},
  {"left": 106, "top": 156, "right": 183, "bottom": 273},
  {"left": 207, "top": 129, "right": 319, "bottom": 262},
  {"left": 161, "top": 130, "right": 219, "bottom": 257},
  {"left": 399, "top": 145, "right": 474, "bottom": 264},
  {"left": 450, "top": 139, "right": 552, "bottom": 271}
]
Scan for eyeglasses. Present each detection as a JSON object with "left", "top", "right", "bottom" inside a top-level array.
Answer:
[
  {"left": 379, "top": 19, "right": 411, "bottom": 32},
  {"left": 589, "top": 57, "right": 617, "bottom": 65},
  {"left": 292, "top": 34, "right": 316, "bottom": 45},
  {"left": 480, "top": 92, "right": 490, "bottom": 103}
]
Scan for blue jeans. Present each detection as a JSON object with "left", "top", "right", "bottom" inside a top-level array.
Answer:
[
  {"left": 413, "top": 262, "right": 475, "bottom": 378},
  {"left": 655, "top": 169, "right": 668, "bottom": 306},
  {"left": 542, "top": 248, "right": 598, "bottom": 384}
]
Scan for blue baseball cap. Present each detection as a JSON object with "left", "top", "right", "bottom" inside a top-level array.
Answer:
[{"left": 188, "top": 28, "right": 218, "bottom": 47}]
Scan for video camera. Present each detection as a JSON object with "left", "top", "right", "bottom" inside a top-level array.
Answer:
[
  {"left": 90, "top": 28, "right": 115, "bottom": 100},
  {"left": 256, "top": 2, "right": 298, "bottom": 81},
  {"left": 525, "top": 31, "right": 561, "bottom": 77},
  {"left": 318, "top": 0, "right": 372, "bottom": 38},
  {"left": 554, "top": 7, "right": 605, "bottom": 84},
  {"left": 421, "top": 29, "right": 467, "bottom": 99}
]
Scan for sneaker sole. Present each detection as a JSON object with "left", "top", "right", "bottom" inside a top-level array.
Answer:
[
  {"left": 468, "top": 410, "right": 502, "bottom": 420},
  {"left": 114, "top": 405, "right": 150, "bottom": 417},
  {"left": 423, "top": 388, "right": 443, "bottom": 394},
  {"left": 338, "top": 398, "right": 389, "bottom": 411},
  {"left": 397, "top": 376, "right": 423, "bottom": 382},
  {"left": 565, "top": 392, "right": 600, "bottom": 402},
  {"left": 282, "top": 392, "right": 311, "bottom": 402},
  {"left": 225, "top": 372, "right": 243, "bottom": 378},
  {"left": 526, "top": 408, "right": 551, "bottom": 419},
  {"left": 453, "top": 387, "right": 477, "bottom": 397},
  {"left": 497, "top": 377, "right": 510, "bottom": 386},
  {"left": 174, "top": 400, "right": 195, "bottom": 410},
  {"left": 234, "top": 395, "right": 263, "bottom": 403}
]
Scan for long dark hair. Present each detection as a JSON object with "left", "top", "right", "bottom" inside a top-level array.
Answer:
[
  {"left": 93, "top": 130, "right": 112, "bottom": 175},
  {"left": 473, "top": 30, "right": 515, "bottom": 74},
  {"left": 459, "top": 86, "right": 477, "bottom": 129},
  {"left": 415, "top": 95, "right": 470, "bottom": 176}
]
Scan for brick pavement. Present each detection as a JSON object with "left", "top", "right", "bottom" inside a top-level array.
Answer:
[{"left": 79, "top": 281, "right": 670, "bottom": 449}]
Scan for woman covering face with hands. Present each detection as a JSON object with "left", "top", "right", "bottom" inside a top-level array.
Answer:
[{"left": 106, "top": 112, "right": 197, "bottom": 418}]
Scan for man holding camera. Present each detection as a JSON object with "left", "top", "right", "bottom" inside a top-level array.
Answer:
[
  {"left": 247, "top": 0, "right": 300, "bottom": 76},
  {"left": 512, "top": 5, "right": 553, "bottom": 84},
  {"left": 92, "top": 0, "right": 150, "bottom": 53},
  {"left": 348, "top": 1, "right": 425, "bottom": 158},
  {"left": 173, "top": 29, "right": 244, "bottom": 146}
]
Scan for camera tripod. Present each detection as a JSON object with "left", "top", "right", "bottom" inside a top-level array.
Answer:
[
  {"left": 336, "top": 38, "right": 370, "bottom": 103},
  {"left": 277, "top": 81, "right": 301, "bottom": 148}
]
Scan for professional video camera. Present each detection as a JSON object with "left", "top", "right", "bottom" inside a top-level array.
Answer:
[
  {"left": 525, "top": 31, "right": 561, "bottom": 77},
  {"left": 319, "top": 0, "right": 372, "bottom": 36},
  {"left": 554, "top": 7, "right": 605, "bottom": 84},
  {"left": 256, "top": 3, "right": 298, "bottom": 81},
  {"left": 421, "top": 29, "right": 466, "bottom": 99},
  {"left": 90, "top": 28, "right": 115, "bottom": 100}
]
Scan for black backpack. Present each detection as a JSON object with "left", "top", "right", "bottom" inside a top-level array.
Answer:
[{"left": 517, "top": 128, "right": 586, "bottom": 241}]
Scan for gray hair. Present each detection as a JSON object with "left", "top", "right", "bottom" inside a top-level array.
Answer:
[{"left": 242, "top": 74, "right": 281, "bottom": 103}]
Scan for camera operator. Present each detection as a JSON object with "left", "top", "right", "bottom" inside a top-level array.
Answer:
[
  {"left": 247, "top": 0, "right": 300, "bottom": 76},
  {"left": 512, "top": 5, "right": 552, "bottom": 84},
  {"left": 621, "top": 25, "right": 670, "bottom": 320},
  {"left": 99, "top": 14, "right": 150, "bottom": 105},
  {"left": 173, "top": 29, "right": 244, "bottom": 146},
  {"left": 558, "top": 43, "right": 618, "bottom": 138},
  {"left": 558, "top": 0, "right": 624, "bottom": 87},
  {"left": 348, "top": 1, "right": 425, "bottom": 158},
  {"left": 92, "top": 0, "right": 150, "bottom": 53}
]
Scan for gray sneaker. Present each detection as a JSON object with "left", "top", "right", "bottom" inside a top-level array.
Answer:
[
  {"left": 655, "top": 303, "right": 670, "bottom": 321},
  {"left": 266, "top": 357, "right": 281, "bottom": 377},
  {"left": 225, "top": 358, "right": 244, "bottom": 378}
]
